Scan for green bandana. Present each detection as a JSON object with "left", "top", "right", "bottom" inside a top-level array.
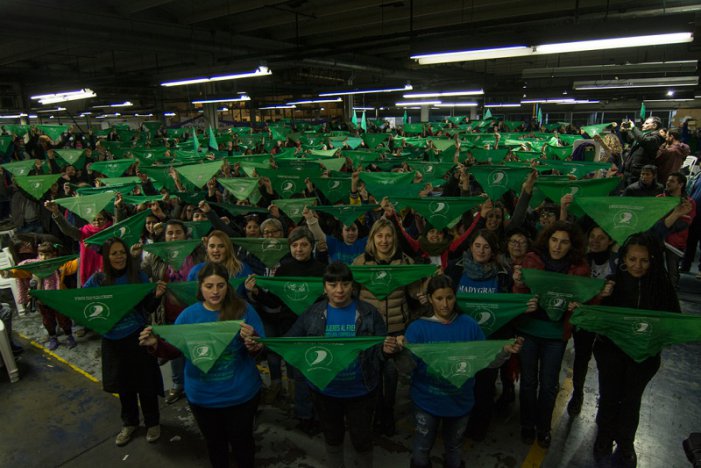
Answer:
[
  {"left": 309, "top": 177, "right": 352, "bottom": 204},
  {"left": 457, "top": 293, "right": 532, "bottom": 336},
  {"left": 257, "top": 168, "right": 305, "bottom": 199},
  {"left": 541, "top": 160, "right": 610, "bottom": 179},
  {"left": 167, "top": 278, "right": 245, "bottom": 307},
  {"left": 409, "top": 161, "right": 456, "bottom": 178},
  {"left": 350, "top": 264, "right": 437, "bottom": 300},
  {"left": 76, "top": 183, "right": 136, "bottom": 197},
  {"left": 309, "top": 149, "right": 340, "bottom": 158},
  {"left": 209, "top": 203, "right": 268, "bottom": 217},
  {"left": 2, "top": 255, "right": 78, "bottom": 279},
  {"left": 342, "top": 151, "right": 381, "bottom": 167},
  {"left": 55, "top": 192, "right": 115, "bottom": 222},
  {"left": 580, "top": 123, "right": 613, "bottom": 137},
  {"left": 89, "top": 160, "right": 135, "bottom": 178},
  {"left": 544, "top": 145, "right": 571, "bottom": 160},
  {"left": 132, "top": 148, "right": 169, "bottom": 164},
  {"left": 404, "top": 123, "right": 425, "bottom": 135},
  {"left": 142, "top": 121, "right": 162, "bottom": 134},
  {"left": 55, "top": 149, "right": 84, "bottom": 167},
  {"left": 536, "top": 178, "right": 620, "bottom": 217},
  {"left": 37, "top": 125, "right": 68, "bottom": 141},
  {"left": 143, "top": 239, "right": 202, "bottom": 268},
  {"left": 270, "top": 127, "right": 291, "bottom": 141},
  {"left": 260, "top": 336, "right": 384, "bottom": 390},
  {"left": 2, "top": 160, "right": 38, "bottom": 177},
  {"left": 521, "top": 269, "right": 604, "bottom": 321},
  {"left": 426, "top": 138, "right": 456, "bottom": 152},
  {"left": 84, "top": 209, "right": 151, "bottom": 247},
  {"left": 3, "top": 124, "right": 29, "bottom": 137},
  {"left": 254, "top": 276, "right": 324, "bottom": 315},
  {"left": 318, "top": 157, "right": 347, "bottom": 172},
  {"left": 572, "top": 196, "right": 679, "bottom": 244},
  {"left": 272, "top": 197, "right": 317, "bottom": 223},
  {"left": 406, "top": 340, "right": 510, "bottom": 388},
  {"left": 469, "top": 148, "right": 509, "bottom": 164},
  {"left": 513, "top": 151, "right": 541, "bottom": 161},
  {"left": 14, "top": 174, "right": 60, "bottom": 200},
  {"left": 571, "top": 305, "right": 701, "bottom": 362},
  {"left": 99, "top": 176, "right": 142, "bottom": 186},
  {"left": 231, "top": 238, "right": 288, "bottom": 268},
  {"left": 344, "top": 137, "right": 363, "bottom": 149},
  {"left": 392, "top": 196, "right": 482, "bottom": 230},
  {"left": 30, "top": 283, "right": 156, "bottom": 335},
  {"left": 152, "top": 321, "right": 243, "bottom": 373},
  {"left": 175, "top": 161, "right": 223, "bottom": 188},
  {"left": 360, "top": 171, "right": 415, "bottom": 196},
  {"left": 361, "top": 133, "right": 389, "bottom": 149},
  {"left": 218, "top": 177, "right": 260, "bottom": 202},
  {"left": 469, "top": 165, "right": 532, "bottom": 201},
  {"left": 314, "top": 204, "right": 378, "bottom": 227},
  {"left": 184, "top": 220, "right": 213, "bottom": 239},
  {"left": 121, "top": 194, "right": 165, "bottom": 205}
]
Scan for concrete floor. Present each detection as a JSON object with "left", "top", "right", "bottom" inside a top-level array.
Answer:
[{"left": 1, "top": 272, "right": 700, "bottom": 468}]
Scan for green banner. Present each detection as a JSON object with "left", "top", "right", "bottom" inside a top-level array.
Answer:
[
  {"left": 272, "top": 197, "right": 317, "bottom": 223},
  {"left": 522, "top": 269, "right": 604, "bottom": 321},
  {"left": 571, "top": 305, "right": 701, "bottom": 362},
  {"left": 15, "top": 174, "right": 60, "bottom": 200},
  {"left": 257, "top": 168, "right": 305, "bottom": 199},
  {"left": 254, "top": 276, "right": 324, "bottom": 315},
  {"left": 309, "top": 177, "right": 352, "bottom": 203},
  {"left": 407, "top": 340, "right": 511, "bottom": 388},
  {"left": 167, "top": 278, "right": 245, "bottom": 306},
  {"left": 469, "top": 165, "right": 532, "bottom": 201},
  {"left": 218, "top": 177, "right": 260, "bottom": 202},
  {"left": 350, "top": 264, "right": 437, "bottom": 299},
  {"left": 231, "top": 238, "right": 288, "bottom": 268},
  {"left": 175, "top": 161, "right": 222, "bottom": 188},
  {"left": 84, "top": 209, "right": 151, "bottom": 247},
  {"left": 457, "top": 293, "right": 532, "bottom": 336},
  {"left": 30, "top": 283, "right": 156, "bottom": 335},
  {"left": 260, "top": 336, "right": 384, "bottom": 390},
  {"left": 314, "top": 204, "right": 378, "bottom": 227},
  {"left": 37, "top": 125, "right": 68, "bottom": 141},
  {"left": 391, "top": 196, "right": 482, "bottom": 230},
  {"left": 55, "top": 192, "right": 115, "bottom": 222},
  {"left": 536, "top": 178, "right": 620, "bottom": 217},
  {"left": 143, "top": 239, "right": 202, "bottom": 268},
  {"left": 2, "top": 160, "right": 39, "bottom": 177},
  {"left": 572, "top": 196, "right": 679, "bottom": 244},
  {"left": 89, "top": 159, "right": 135, "bottom": 178},
  {"left": 2, "top": 254, "right": 78, "bottom": 279},
  {"left": 152, "top": 321, "right": 243, "bottom": 373}
]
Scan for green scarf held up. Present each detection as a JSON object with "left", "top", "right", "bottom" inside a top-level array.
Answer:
[
  {"left": 184, "top": 220, "right": 213, "bottom": 239},
  {"left": 89, "top": 159, "right": 136, "bottom": 178},
  {"left": 99, "top": 176, "right": 141, "bottom": 186},
  {"left": 572, "top": 196, "right": 679, "bottom": 245},
  {"left": 406, "top": 340, "right": 511, "bottom": 388},
  {"left": 3, "top": 124, "right": 29, "bottom": 137},
  {"left": 152, "top": 321, "right": 243, "bottom": 373},
  {"left": 256, "top": 168, "right": 305, "bottom": 199},
  {"left": 218, "top": 177, "right": 260, "bottom": 202},
  {"left": 409, "top": 161, "right": 456, "bottom": 178},
  {"left": 30, "top": 283, "right": 156, "bottom": 335},
  {"left": 580, "top": 123, "right": 613, "bottom": 137},
  {"left": 521, "top": 269, "right": 604, "bottom": 321},
  {"left": 457, "top": 293, "right": 533, "bottom": 336},
  {"left": 2, "top": 255, "right": 78, "bottom": 279},
  {"left": 317, "top": 157, "right": 347, "bottom": 172},
  {"left": 361, "top": 133, "right": 389, "bottom": 149},
  {"left": 55, "top": 149, "right": 85, "bottom": 167},
  {"left": 2, "top": 159, "right": 38, "bottom": 177},
  {"left": 37, "top": 125, "right": 69, "bottom": 141},
  {"left": 350, "top": 264, "right": 437, "bottom": 300},
  {"left": 342, "top": 150, "right": 381, "bottom": 167},
  {"left": 344, "top": 137, "right": 364, "bottom": 150},
  {"left": 84, "top": 209, "right": 151, "bottom": 247},
  {"left": 360, "top": 171, "right": 416, "bottom": 200},
  {"left": 167, "top": 278, "right": 245, "bottom": 307},
  {"left": 541, "top": 160, "right": 610, "bottom": 179},
  {"left": 571, "top": 305, "right": 701, "bottom": 362},
  {"left": 314, "top": 204, "right": 378, "bottom": 227},
  {"left": 391, "top": 196, "right": 482, "bottom": 230},
  {"left": 175, "top": 161, "right": 223, "bottom": 188},
  {"left": 403, "top": 123, "right": 425, "bottom": 135},
  {"left": 143, "top": 239, "right": 202, "bottom": 269},
  {"left": 14, "top": 174, "right": 60, "bottom": 200},
  {"left": 469, "top": 148, "right": 509, "bottom": 164},
  {"left": 272, "top": 197, "right": 317, "bottom": 224},
  {"left": 309, "top": 177, "right": 352, "bottom": 204},
  {"left": 254, "top": 276, "right": 324, "bottom": 315},
  {"left": 231, "top": 238, "right": 288, "bottom": 268},
  {"left": 469, "top": 165, "right": 532, "bottom": 201},
  {"left": 121, "top": 194, "right": 165, "bottom": 205},
  {"left": 259, "top": 336, "right": 384, "bottom": 390},
  {"left": 426, "top": 138, "right": 456, "bottom": 152},
  {"left": 55, "top": 192, "right": 115, "bottom": 222},
  {"left": 535, "top": 178, "right": 620, "bottom": 217}
]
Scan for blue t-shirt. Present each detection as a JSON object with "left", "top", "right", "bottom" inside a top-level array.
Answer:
[
  {"left": 405, "top": 314, "right": 485, "bottom": 417},
  {"left": 83, "top": 271, "right": 150, "bottom": 340},
  {"left": 326, "top": 236, "right": 367, "bottom": 265},
  {"left": 187, "top": 261, "right": 253, "bottom": 297},
  {"left": 175, "top": 302, "right": 265, "bottom": 408},
  {"left": 457, "top": 274, "right": 499, "bottom": 295}
]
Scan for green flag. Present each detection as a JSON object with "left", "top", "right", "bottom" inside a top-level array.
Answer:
[
  {"left": 2, "top": 255, "right": 78, "bottom": 279},
  {"left": 254, "top": 276, "right": 324, "bottom": 315},
  {"left": 581, "top": 123, "right": 612, "bottom": 137},
  {"left": 55, "top": 192, "right": 115, "bottom": 222},
  {"left": 537, "top": 107, "right": 543, "bottom": 126},
  {"left": 260, "top": 336, "right": 384, "bottom": 390},
  {"left": 572, "top": 196, "right": 679, "bottom": 244},
  {"left": 30, "top": 283, "right": 156, "bottom": 335},
  {"left": 175, "top": 161, "right": 222, "bottom": 188},
  {"left": 208, "top": 127, "right": 218, "bottom": 150},
  {"left": 84, "top": 209, "right": 151, "bottom": 247},
  {"left": 152, "top": 321, "right": 243, "bottom": 373},
  {"left": 406, "top": 340, "right": 511, "bottom": 388},
  {"left": 167, "top": 278, "right": 245, "bottom": 307},
  {"left": 143, "top": 239, "right": 202, "bottom": 269},
  {"left": 314, "top": 204, "right": 378, "bottom": 227},
  {"left": 457, "top": 293, "right": 532, "bottom": 336},
  {"left": 403, "top": 110, "right": 408, "bottom": 126},
  {"left": 521, "top": 269, "right": 604, "bottom": 321},
  {"left": 536, "top": 178, "right": 620, "bottom": 217},
  {"left": 55, "top": 149, "right": 84, "bottom": 167},
  {"left": 350, "top": 264, "right": 437, "bottom": 299},
  {"left": 37, "top": 125, "right": 68, "bottom": 141},
  {"left": 218, "top": 178, "right": 260, "bottom": 202},
  {"left": 231, "top": 238, "right": 288, "bottom": 268},
  {"left": 14, "top": 174, "right": 60, "bottom": 200},
  {"left": 360, "top": 111, "right": 367, "bottom": 132},
  {"left": 571, "top": 305, "right": 701, "bottom": 362},
  {"left": 391, "top": 196, "right": 482, "bottom": 230},
  {"left": 272, "top": 197, "right": 317, "bottom": 223},
  {"left": 89, "top": 160, "right": 135, "bottom": 178},
  {"left": 351, "top": 111, "right": 358, "bottom": 128},
  {"left": 469, "top": 165, "right": 532, "bottom": 201},
  {"left": 191, "top": 131, "right": 200, "bottom": 154},
  {"left": 639, "top": 102, "right": 646, "bottom": 121},
  {"left": 3, "top": 160, "right": 40, "bottom": 177},
  {"left": 484, "top": 109, "right": 493, "bottom": 120}
]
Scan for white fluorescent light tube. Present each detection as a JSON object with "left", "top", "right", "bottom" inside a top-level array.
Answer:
[
  {"left": 218, "top": 107, "right": 229, "bottom": 112},
  {"left": 396, "top": 100, "right": 441, "bottom": 106},
  {"left": 484, "top": 103, "right": 522, "bottom": 107},
  {"left": 38, "top": 89, "right": 97, "bottom": 105},
  {"left": 259, "top": 105, "right": 296, "bottom": 109},
  {"left": 36, "top": 107, "right": 67, "bottom": 113},
  {"left": 164, "top": 112, "right": 177, "bottom": 116},
  {"left": 554, "top": 100, "right": 600, "bottom": 104},
  {"left": 353, "top": 107, "right": 376, "bottom": 110},
  {"left": 0, "top": 113, "right": 28, "bottom": 119},
  {"left": 403, "top": 89, "right": 484, "bottom": 98},
  {"left": 93, "top": 101, "right": 133, "bottom": 108},
  {"left": 80, "top": 112, "right": 92, "bottom": 115},
  {"left": 319, "top": 84, "right": 412, "bottom": 97},
  {"left": 287, "top": 98, "right": 342, "bottom": 105},
  {"left": 536, "top": 32, "right": 693, "bottom": 54},
  {"left": 135, "top": 113, "right": 154, "bottom": 117},
  {"left": 161, "top": 66, "right": 271, "bottom": 87},
  {"left": 434, "top": 102, "right": 479, "bottom": 107},
  {"left": 521, "top": 98, "right": 576, "bottom": 104},
  {"left": 28, "top": 114, "right": 37, "bottom": 119},
  {"left": 192, "top": 95, "right": 251, "bottom": 104},
  {"left": 31, "top": 89, "right": 91, "bottom": 100},
  {"left": 412, "top": 46, "right": 532, "bottom": 64}
]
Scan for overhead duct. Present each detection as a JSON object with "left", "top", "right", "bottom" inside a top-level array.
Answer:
[{"left": 523, "top": 60, "right": 698, "bottom": 79}]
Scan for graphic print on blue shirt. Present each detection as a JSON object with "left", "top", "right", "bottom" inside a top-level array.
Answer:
[
  {"left": 317, "top": 300, "right": 367, "bottom": 397},
  {"left": 457, "top": 274, "right": 498, "bottom": 295},
  {"left": 326, "top": 236, "right": 367, "bottom": 265}
]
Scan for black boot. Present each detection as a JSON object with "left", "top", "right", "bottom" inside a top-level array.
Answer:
[{"left": 567, "top": 391, "right": 584, "bottom": 416}]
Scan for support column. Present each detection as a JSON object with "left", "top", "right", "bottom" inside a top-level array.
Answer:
[
  {"left": 204, "top": 103, "right": 218, "bottom": 129},
  {"left": 420, "top": 105, "right": 429, "bottom": 122}
]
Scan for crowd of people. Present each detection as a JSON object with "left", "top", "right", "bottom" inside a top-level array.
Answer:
[{"left": 0, "top": 114, "right": 698, "bottom": 468}]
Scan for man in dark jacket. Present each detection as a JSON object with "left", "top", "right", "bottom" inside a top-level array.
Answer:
[
  {"left": 621, "top": 165, "right": 664, "bottom": 197},
  {"left": 621, "top": 117, "right": 664, "bottom": 185}
]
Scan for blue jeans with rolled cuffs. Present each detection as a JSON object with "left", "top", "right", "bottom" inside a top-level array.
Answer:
[{"left": 412, "top": 405, "right": 469, "bottom": 468}]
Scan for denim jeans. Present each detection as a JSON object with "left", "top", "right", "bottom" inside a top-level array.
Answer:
[
  {"left": 519, "top": 333, "right": 567, "bottom": 433},
  {"left": 170, "top": 355, "right": 185, "bottom": 390},
  {"left": 412, "top": 405, "right": 469, "bottom": 468}
]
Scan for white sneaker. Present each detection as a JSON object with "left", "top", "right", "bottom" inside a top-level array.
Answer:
[
  {"left": 146, "top": 425, "right": 161, "bottom": 443},
  {"left": 115, "top": 426, "right": 137, "bottom": 446}
]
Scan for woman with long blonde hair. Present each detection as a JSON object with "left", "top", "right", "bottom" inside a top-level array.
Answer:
[{"left": 188, "top": 230, "right": 252, "bottom": 283}]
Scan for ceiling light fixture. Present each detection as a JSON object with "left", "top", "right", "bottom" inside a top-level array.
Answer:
[
  {"left": 484, "top": 103, "right": 522, "bottom": 107},
  {"left": 135, "top": 113, "right": 154, "bottom": 117},
  {"left": 192, "top": 95, "right": 251, "bottom": 104},
  {"left": 434, "top": 102, "right": 479, "bottom": 107},
  {"left": 286, "top": 98, "right": 342, "bottom": 105},
  {"left": 259, "top": 105, "right": 296, "bottom": 109},
  {"left": 161, "top": 66, "right": 272, "bottom": 87},
  {"left": 36, "top": 107, "right": 67, "bottom": 113},
  {"left": 573, "top": 76, "right": 698, "bottom": 90},
  {"left": 0, "top": 113, "right": 28, "bottom": 119},
  {"left": 93, "top": 101, "right": 133, "bottom": 108},
  {"left": 403, "top": 89, "right": 484, "bottom": 98},
  {"left": 413, "top": 46, "right": 533, "bottom": 64},
  {"left": 396, "top": 100, "right": 441, "bottom": 106},
  {"left": 319, "top": 84, "right": 412, "bottom": 97},
  {"left": 30, "top": 88, "right": 96, "bottom": 105},
  {"left": 352, "top": 107, "right": 376, "bottom": 110},
  {"left": 164, "top": 112, "right": 177, "bottom": 116}
]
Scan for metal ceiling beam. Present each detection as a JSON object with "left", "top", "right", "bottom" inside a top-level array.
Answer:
[
  {"left": 522, "top": 61, "right": 699, "bottom": 79},
  {"left": 182, "top": 0, "right": 291, "bottom": 25},
  {"left": 119, "top": 0, "right": 175, "bottom": 15}
]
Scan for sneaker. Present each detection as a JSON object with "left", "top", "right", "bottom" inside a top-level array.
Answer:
[
  {"left": 146, "top": 425, "right": 161, "bottom": 443},
  {"left": 47, "top": 337, "right": 59, "bottom": 351},
  {"left": 567, "top": 393, "right": 583, "bottom": 416},
  {"left": 115, "top": 426, "right": 137, "bottom": 446},
  {"left": 66, "top": 335, "right": 77, "bottom": 349},
  {"left": 165, "top": 388, "right": 183, "bottom": 405}
]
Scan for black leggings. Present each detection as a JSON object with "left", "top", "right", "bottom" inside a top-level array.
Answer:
[{"left": 190, "top": 393, "right": 260, "bottom": 468}]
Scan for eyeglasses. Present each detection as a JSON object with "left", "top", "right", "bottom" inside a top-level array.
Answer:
[{"left": 508, "top": 239, "right": 528, "bottom": 246}]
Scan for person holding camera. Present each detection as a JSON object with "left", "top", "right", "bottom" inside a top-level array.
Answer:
[{"left": 620, "top": 117, "right": 665, "bottom": 186}]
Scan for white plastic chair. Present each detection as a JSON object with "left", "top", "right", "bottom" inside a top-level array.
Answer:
[
  {"left": 0, "top": 319, "right": 19, "bottom": 383},
  {"left": 682, "top": 155, "right": 699, "bottom": 176},
  {"left": 0, "top": 247, "right": 24, "bottom": 314}
]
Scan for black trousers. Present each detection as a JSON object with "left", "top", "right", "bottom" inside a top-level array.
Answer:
[
  {"left": 467, "top": 367, "right": 498, "bottom": 436},
  {"left": 572, "top": 328, "right": 596, "bottom": 394},
  {"left": 119, "top": 392, "right": 159, "bottom": 428},
  {"left": 593, "top": 339, "right": 660, "bottom": 450},
  {"left": 190, "top": 393, "right": 260, "bottom": 468},
  {"left": 311, "top": 388, "right": 378, "bottom": 453}
]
